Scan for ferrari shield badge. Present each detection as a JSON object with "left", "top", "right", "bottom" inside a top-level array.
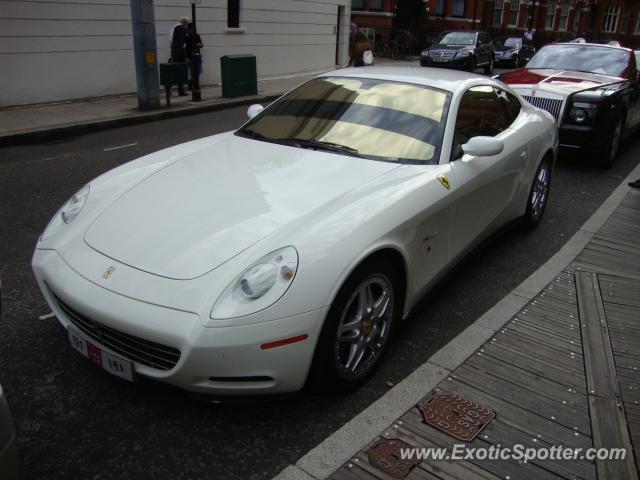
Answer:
[
  {"left": 437, "top": 175, "right": 451, "bottom": 190},
  {"left": 102, "top": 267, "right": 115, "bottom": 280}
]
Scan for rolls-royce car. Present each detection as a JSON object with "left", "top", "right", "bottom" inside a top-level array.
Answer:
[
  {"left": 32, "top": 68, "right": 557, "bottom": 397},
  {"left": 494, "top": 36, "right": 535, "bottom": 67},
  {"left": 498, "top": 42, "right": 640, "bottom": 166},
  {"left": 420, "top": 30, "right": 495, "bottom": 74}
]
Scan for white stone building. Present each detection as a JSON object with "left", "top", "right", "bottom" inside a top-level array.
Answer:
[{"left": 0, "top": 0, "right": 351, "bottom": 106}]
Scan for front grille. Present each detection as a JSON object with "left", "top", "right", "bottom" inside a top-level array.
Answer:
[
  {"left": 522, "top": 95, "right": 563, "bottom": 122},
  {"left": 54, "top": 293, "right": 181, "bottom": 371},
  {"left": 431, "top": 51, "right": 456, "bottom": 59}
]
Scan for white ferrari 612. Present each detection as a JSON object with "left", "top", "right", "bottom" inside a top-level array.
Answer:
[{"left": 32, "top": 67, "right": 558, "bottom": 396}]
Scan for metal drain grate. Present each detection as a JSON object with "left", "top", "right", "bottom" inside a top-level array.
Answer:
[
  {"left": 418, "top": 391, "right": 495, "bottom": 441},
  {"left": 366, "top": 438, "right": 420, "bottom": 479}
]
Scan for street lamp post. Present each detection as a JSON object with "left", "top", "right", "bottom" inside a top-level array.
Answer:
[{"left": 190, "top": 0, "right": 202, "bottom": 102}]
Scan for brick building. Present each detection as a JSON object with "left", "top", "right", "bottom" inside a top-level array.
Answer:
[{"left": 351, "top": 0, "right": 640, "bottom": 50}]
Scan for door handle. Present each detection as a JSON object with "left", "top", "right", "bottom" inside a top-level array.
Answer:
[{"left": 520, "top": 151, "right": 527, "bottom": 160}]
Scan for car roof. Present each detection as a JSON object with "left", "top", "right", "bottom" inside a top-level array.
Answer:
[
  {"left": 319, "top": 66, "right": 499, "bottom": 93},
  {"left": 552, "top": 42, "right": 633, "bottom": 53}
]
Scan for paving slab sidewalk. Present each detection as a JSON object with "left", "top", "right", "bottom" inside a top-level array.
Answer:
[{"left": 276, "top": 164, "right": 640, "bottom": 480}]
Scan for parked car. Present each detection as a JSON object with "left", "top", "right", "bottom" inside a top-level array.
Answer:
[
  {"left": 421, "top": 30, "right": 495, "bottom": 74},
  {"left": 32, "top": 68, "right": 556, "bottom": 396},
  {"left": 494, "top": 36, "right": 535, "bottom": 67},
  {"left": 498, "top": 42, "right": 640, "bottom": 166},
  {"left": 0, "top": 282, "right": 19, "bottom": 480}
]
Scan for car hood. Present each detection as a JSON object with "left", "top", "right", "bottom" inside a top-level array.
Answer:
[
  {"left": 500, "top": 68, "right": 624, "bottom": 96},
  {"left": 494, "top": 45, "right": 518, "bottom": 52},
  {"left": 430, "top": 45, "right": 473, "bottom": 52},
  {"left": 84, "top": 134, "right": 399, "bottom": 280}
]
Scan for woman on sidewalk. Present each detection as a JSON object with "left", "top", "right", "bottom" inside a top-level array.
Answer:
[{"left": 185, "top": 22, "right": 203, "bottom": 90}]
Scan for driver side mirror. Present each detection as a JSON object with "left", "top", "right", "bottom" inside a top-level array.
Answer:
[
  {"left": 247, "top": 104, "right": 264, "bottom": 119},
  {"left": 461, "top": 136, "right": 504, "bottom": 157}
]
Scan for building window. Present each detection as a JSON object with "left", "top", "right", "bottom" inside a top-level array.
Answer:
[
  {"left": 369, "top": 0, "right": 383, "bottom": 11},
  {"left": 603, "top": 5, "right": 620, "bottom": 33},
  {"left": 351, "top": 0, "right": 364, "bottom": 11},
  {"left": 452, "top": 0, "right": 465, "bottom": 17},
  {"left": 619, "top": 6, "right": 630, "bottom": 34},
  {"left": 509, "top": 0, "right": 520, "bottom": 26},
  {"left": 558, "top": 1, "right": 569, "bottom": 30},
  {"left": 493, "top": 0, "right": 504, "bottom": 27},
  {"left": 228, "top": 0, "right": 240, "bottom": 28},
  {"left": 435, "top": 0, "right": 445, "bottom": 16},
  {"left": 545, "top": 0, "right": 556, "bottom": 30}
]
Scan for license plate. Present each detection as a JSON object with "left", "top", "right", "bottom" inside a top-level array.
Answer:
[
  {"left": 433, "top": 57, "right": 448, "bottom": 63},
  {"left": 68, "top": 327, "right": 134, "bottom": 381}
]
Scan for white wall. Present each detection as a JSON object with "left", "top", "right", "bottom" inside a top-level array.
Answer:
[{"left": 0, "top": 0, "right": 351, "bottom": 106}]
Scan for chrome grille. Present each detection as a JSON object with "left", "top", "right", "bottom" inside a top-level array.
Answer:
[
  {"left": 54, "top": 293, "right": 181, "bottom": 371},
  {"left": 431, "top": 51, "right": 456, "bottom": 59},
  {"left": 522, "top": 95, "right": 563, "bottom": 122}
]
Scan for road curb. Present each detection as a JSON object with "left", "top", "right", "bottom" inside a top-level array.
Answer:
[
  {"left": 273, "top": 161, "right": 640, "bottom": 480},
  {"left": 0, "top": 93, "right": 282, "bottom": 148}
]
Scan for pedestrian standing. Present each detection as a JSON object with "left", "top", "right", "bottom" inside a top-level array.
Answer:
[
  {"left": 170, "top": 16, "right": 189, "bottom": 50},
  {"left": 171, "top": 16, "right": 189, "bottom": 96},
  {"left": 186, "top": 22, "right": 203, "bottom": 90},
  {"left": 349, "top": 30, "right": 370, "bottom": 67}
]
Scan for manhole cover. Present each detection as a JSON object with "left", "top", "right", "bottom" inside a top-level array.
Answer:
[
  {"left": 418, "top": 391, "right": 495, "bottom": 441},
  {"left": 366, "top": 438, "right": 420, "bottom": 478}
]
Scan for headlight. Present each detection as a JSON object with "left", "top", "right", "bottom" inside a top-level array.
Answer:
[
  {"left": 502, "top": 49, "right": 517, "bottom": 58},
  {"left": 41, "top": 184, "right": 90, "bottom": 240},
  {"left": 210, "top": 246, "right": 298, "bottom": 319},
  {"left": 456, "top": 50, "right": 472, "bottom": 57},
  {"left": 421, "top": 50, "right": 429, "bottom": 56},
  {"left": 567, "top": 103, "right": 597, "bottom": 125},
  {"left": 570, "top": 108, "right": 587, "bottom": 123}
]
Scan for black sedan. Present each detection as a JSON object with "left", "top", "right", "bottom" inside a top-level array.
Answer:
[
  {"left": 494, "top": 36, "right": 535, "bottom": 67},
  {"left": 499, "top": 42, "right": 640, "bottom": 166},
  {"left": 420, "top": 30, "right": 495, "bottom": 74}
]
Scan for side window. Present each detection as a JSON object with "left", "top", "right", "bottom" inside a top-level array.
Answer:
[
  {"left": 495, "top": 88, "right": 522, "bottom": 126},
  {"left": 453, "top": 86, "right": 508, "bottom": 152}
]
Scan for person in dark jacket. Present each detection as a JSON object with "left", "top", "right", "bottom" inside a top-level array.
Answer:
[
  {"left": 185, "top": 22, "right": 203, "bottom": 89},
  {"left": 171, "top": 18, "right": 189, "bottom": 96}
]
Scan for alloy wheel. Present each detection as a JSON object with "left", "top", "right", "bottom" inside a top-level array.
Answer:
[{"left": 334, "top": 275, "right": 394, "bottom": 379}]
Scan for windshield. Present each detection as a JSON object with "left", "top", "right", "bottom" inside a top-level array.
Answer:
[
  {"left": 527, "top": 44, "right": 630, "bottom": 77},
  {"left": 437, "top": 32, "right": 476, "bottom": 46},
  {"left": 503, "top": 38, "right": 522, "bottom": 49},
  {"left": 237, "top": 77, "right": 451, "bottom": 163}
]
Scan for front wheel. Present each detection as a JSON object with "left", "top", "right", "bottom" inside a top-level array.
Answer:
[
  {"left": 466, "top": 57, "right": 476, "bottom": 72},
  {"left": 309, "top": 258, "right": 401, "bottom": 391},
  {"left": 523, "top": 157, "right": 552, "bottom": 229},
  {"left": 595, "top": 116, "right": 623, "bottom": 168},
  {"left": 484, "top": 57, "right": 494, "bottom": 75}
]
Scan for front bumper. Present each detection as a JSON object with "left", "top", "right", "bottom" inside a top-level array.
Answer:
[
  {"left": 558, "top": 124, "right": 606, "bottom": 152},
  {"left": 32, "top": 249, "right": 326, "bottom": 396},
  {"left": 420, "top": 55, "right": 471, "bottom": 68}
]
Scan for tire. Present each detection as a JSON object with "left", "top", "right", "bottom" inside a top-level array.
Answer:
[
  {"left": 523, "top": 156, "right": 552, "bottom": 229},
  {"left": 309, "top": 258, "right": 401, "bottom": 391},
  {"left": 483, "top": 57, "right": 495, "bottom": 75},
  {"left": 595, "top": 115, "right": 623, "bottom": 168}
]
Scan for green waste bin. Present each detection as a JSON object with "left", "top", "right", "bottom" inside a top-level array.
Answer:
[
  {"left": 159, "top": 63, "right": 188, "bottom": 87},
  {"left": 220, "top": 54, "right": 258, "bottom": 98}
]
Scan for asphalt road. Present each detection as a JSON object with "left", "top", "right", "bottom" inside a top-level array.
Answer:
[{"left": 1, "top": 104, "right": 639, "bottom": 480}]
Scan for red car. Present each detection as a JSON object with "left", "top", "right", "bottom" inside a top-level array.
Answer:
[{"left": 498, "top": 42, "right": 640, "bottom": 166}]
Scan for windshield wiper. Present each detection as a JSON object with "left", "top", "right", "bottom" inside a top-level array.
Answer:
[{"left": 288, "top": 138, "right": 364, "bottom": 158}]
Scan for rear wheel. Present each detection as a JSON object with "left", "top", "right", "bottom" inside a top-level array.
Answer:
[
  {"left": 310, "top": 258, "right": 401, "bottom": 391},
  {"left": 524, "top": 157, "right": 552, "bottom": 229}
]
